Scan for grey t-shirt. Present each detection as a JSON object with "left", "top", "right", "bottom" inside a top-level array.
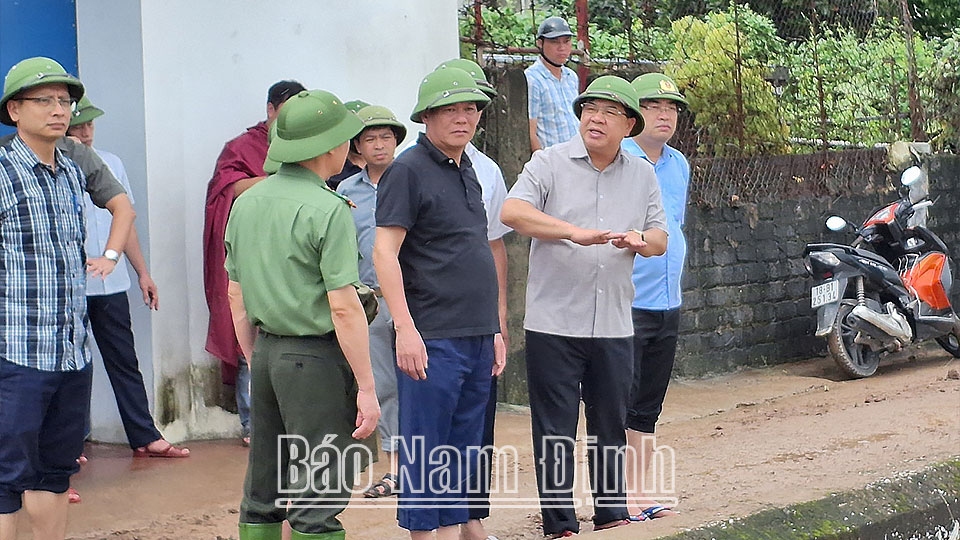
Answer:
[
  {"left": 0, "top": 134, "right": 125, "bottom": 207},
  {"left": 507, "top": 134, "right": 667, "bottom": 338}
]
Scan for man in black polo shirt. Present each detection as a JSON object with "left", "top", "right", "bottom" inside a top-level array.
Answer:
[{"left": 373, "top": 67, "right": 506, "bottom": 539}]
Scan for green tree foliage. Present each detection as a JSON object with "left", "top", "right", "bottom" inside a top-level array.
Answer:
[
  {"left": 666, "top": 5, "right": 790, "bottom": 155},
  {"left": 460, "top": 1, "right": 952, "bottom": 155},
  {"left": 926, "top": 28, "right": 960, "bottom": 150},
  {"left": 458, "top": 3, "right": 673, "bottom": 60},
  {"left": 780, "top": 19, "right": 935, "bottom": 147},
  {"left": 911, "top": 0, "right": 960, "bottom": 39}
]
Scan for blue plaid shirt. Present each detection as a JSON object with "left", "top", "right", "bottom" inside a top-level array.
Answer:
[
  {"left": 525, "top": 60, "right": 580, "bottom": 148},
  {"left": 0, "top": 136, "right": 91, "bottom": 371}
]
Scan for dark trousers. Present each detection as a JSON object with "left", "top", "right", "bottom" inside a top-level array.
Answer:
[
  {"left": 87, "top": 292, "right": 162, "bottom": 449},
  {"left": 467, "top": 375, "right": 497, "bottom": 521},
  {"left": 240, "top": 332, "right": 367, "bottom": 536},
  {"left": 0, "top": 360, "right": 92, "bottom": 513},
  {"left": 627, "top": 309, "right": 680, "bottom": 434},
  {"left": 396, "top": 336, "right": 493, "bottom": 531},
  {"left": 526, "top": 331, "right": 631, "bottom": 536}
]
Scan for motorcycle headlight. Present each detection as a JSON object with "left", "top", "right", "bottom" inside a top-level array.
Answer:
[{"left": 810, "top": 252, "right": 841, "bottom": 268}]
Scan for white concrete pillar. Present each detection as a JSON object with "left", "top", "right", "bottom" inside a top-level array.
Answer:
[{"left": 76, "top": 0, "right": 460, "bottom": 441}]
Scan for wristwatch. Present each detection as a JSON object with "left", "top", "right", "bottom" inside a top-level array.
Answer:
[
  {"left": 103, "top": 249, "right": 120, "bottom": 262},
  {"left": 630, "top": 229, "right": 646, "bottom": 242}
]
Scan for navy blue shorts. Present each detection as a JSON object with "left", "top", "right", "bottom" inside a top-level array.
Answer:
[
  {"left": 0, "top": 359, "right": 92, "bottom": 513},
  {"left": 395, "top": 335, "right": 493, "bottom": 531}
]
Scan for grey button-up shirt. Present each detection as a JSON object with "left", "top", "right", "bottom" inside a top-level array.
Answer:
[
  {"left": 507, "top": 134, "right": 667, "bottom": 338},
  {"left": 336, "top": 168, "right": 379, "bottom": 288}
]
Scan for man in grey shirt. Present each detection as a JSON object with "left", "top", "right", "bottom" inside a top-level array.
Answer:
[{"left": 501, "top": 75, "right": 667, "bottom": 538}]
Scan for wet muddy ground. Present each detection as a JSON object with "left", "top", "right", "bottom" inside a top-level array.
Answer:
[{"left": 48, "top": 349, "right": 959, "bottom": 540}]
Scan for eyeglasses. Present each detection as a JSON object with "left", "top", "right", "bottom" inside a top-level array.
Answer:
[
  {"left": 639, "top": 103, "right": 679, "bottom": 115},
  {"left": 581, "top": 102, "right": 628, "bottom": 120},
  {"left": 15, "top": 96, "right": 75, "bottom": 111}
]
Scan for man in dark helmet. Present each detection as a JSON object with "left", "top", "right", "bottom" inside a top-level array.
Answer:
[{"left": 525, "top": 16, "right": 580, "bottom": 152}]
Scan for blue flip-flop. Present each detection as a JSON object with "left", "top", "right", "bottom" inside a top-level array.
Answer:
[{"left": 629, "top": 505, "right": 673, "bottom": 521}]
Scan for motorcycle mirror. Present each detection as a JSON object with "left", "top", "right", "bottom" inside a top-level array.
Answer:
[
  {"left": 900, "top": 166, "right": 923, "bottom": 187},
  {"left": 825, "top": 216, "right": 848, "bottom": 232}
]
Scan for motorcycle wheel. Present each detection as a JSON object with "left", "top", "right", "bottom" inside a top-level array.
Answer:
[
  {"left": 828, "top": 303, "right": 881, "bottom": 378},
  {"left": 935, "top": 330, "right": 960, "bottom": 358}
]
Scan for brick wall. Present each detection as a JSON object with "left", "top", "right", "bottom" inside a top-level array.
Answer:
[
  {"left": 677, "top": 154, "right": 959, "bottom": 377},
  {"left": 481, "top": 64, "right": 960, "bottom": 402}
]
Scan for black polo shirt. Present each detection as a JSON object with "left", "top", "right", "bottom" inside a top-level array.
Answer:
[{"left": 376, "top": 133, "right": 499, "bottom": 340}]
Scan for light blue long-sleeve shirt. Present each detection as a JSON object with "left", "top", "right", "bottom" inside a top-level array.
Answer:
[{"left": 621, "top": 138, "right": 690, "bottom": 310}]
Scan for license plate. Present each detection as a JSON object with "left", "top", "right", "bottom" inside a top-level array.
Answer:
[{"left": 811, "top": 280, "right": 840, "bottom": 308}]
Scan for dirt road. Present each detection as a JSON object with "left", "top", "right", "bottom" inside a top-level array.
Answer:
[{"left": 58, "top": 349, "right": 958, "bottom": 540}]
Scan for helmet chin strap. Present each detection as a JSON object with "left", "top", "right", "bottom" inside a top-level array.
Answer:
[{"left": 538, "top": 46, "right": 566, "bottom": 68}]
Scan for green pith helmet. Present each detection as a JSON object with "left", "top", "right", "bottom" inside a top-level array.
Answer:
[
  {"left": 354, "top": 105, "right": 407, "bottom": 144},
  {"left": 631, "top": 73, "right": 688, "bottom": 107},
  {"left": 344, "top": 100, "right": 370, "bottom": 114},
  {"left": 267, "top": 90, "right": 364, "bottom": 164},
  {"left": 1, "top": 56, "right": 84, "bottom": 126},
  {"left": 70, "top": 95, "right": 104, "bottom": 127},
  {"left": 435, "top": 58, "right": 496, "bottom": 97},
  {"left": 410, "top": 67, "right": 490, "bottom": 123},
  {"left": 263, "top": 122, "right": 280, "bottom": 174},
  {"left": 537, "top": 16, "right": 574, "bottom": 39},
  {"left": 572, "top": 75, "right": 644, "bottom": 136}
]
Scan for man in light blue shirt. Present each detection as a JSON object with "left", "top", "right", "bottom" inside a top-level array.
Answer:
[
  {"left": 336, "top": 104, "right": 406, "bottom": 501},
  {"left": 68, "top": 97, "right": 188, "bottom": 460},
  {"left": 525, "top": 16, "right": 581, "bottom": 151},
  {"left": 619, "top": 73, "right": 690, "bottom": 521}
]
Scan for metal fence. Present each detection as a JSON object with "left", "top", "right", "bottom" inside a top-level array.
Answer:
[{"left": 461, "top": 0, "right": 958, "bottom": 206}]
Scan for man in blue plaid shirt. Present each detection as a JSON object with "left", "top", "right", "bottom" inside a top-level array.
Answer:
[
  {"left": 525, "top": 16, "right": 581, "bottom": 152},
  {"left": 0, "top": 57, "right": 134, "bottom": 539}
]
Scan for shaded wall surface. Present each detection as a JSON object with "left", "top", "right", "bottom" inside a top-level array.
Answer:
[
  {"left": 482, "top": 66, "right": 960, "bottom": 404},
  {"left": 75, "top": 0, "right": 462, "bottom": 440}
]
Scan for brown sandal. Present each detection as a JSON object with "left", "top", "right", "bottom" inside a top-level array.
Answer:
[
  {"left": 133, "top": 440, "right": 190, "bottom": 458},
  {"left": 362, "top": 473, "right": 397, "bottom": 498}
]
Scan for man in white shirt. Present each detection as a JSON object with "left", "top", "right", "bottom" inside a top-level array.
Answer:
[{"left": 68, "top": 96, "right": 188, "bottom": 461}]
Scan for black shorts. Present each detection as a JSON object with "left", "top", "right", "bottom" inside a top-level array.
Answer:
[
  {"left": 0, "top": 359, "right": 92, "bottom": 513},
  {"left": 626, "top": 309, "right": 680, "bottom": 433}
]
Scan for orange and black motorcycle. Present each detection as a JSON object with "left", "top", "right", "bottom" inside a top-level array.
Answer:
[{"left": 803, "top": 166, "right": 960, "bottom": 378}]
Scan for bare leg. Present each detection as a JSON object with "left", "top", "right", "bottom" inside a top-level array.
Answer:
[
  {"left": 410, "top": 530, "right": 435, "bottom": 540},
  {"left": 0, "top": 510, "right": 20, "bottom": 540},
  {"left": 23, "top": 490, "right": 68, "bottom": 540},
  {"left": 625, "top": 431, "right": 676, "bottom": 517},
  {"left": 436, "top": 525, "right": 460, "bottom": 540},
  {"left": 460, "top": 519, "right": 488, "bottom": 540}
]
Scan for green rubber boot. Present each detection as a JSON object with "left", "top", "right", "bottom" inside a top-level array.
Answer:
[
  {"left": 238, "top": 522, "right": 283, "bottom": 540},
  {"left": 289, "top": 528, "right": 346, "bottom": 540}
]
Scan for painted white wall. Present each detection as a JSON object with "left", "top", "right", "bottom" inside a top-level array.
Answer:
[
  {"left": 76, "top": 0, "right": 460, "bottom": 441},
  {"left": 76, "top": 0, "right": 152, "bottom": 444}
]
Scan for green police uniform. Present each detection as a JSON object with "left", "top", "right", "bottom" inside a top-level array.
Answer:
[{"left": 224, "top": 90, "right": 366, "bottom": 540}]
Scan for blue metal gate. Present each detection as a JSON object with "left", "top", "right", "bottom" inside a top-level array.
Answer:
[{"left": 0, "top": 0, "right": 78, "bottom": 136}]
